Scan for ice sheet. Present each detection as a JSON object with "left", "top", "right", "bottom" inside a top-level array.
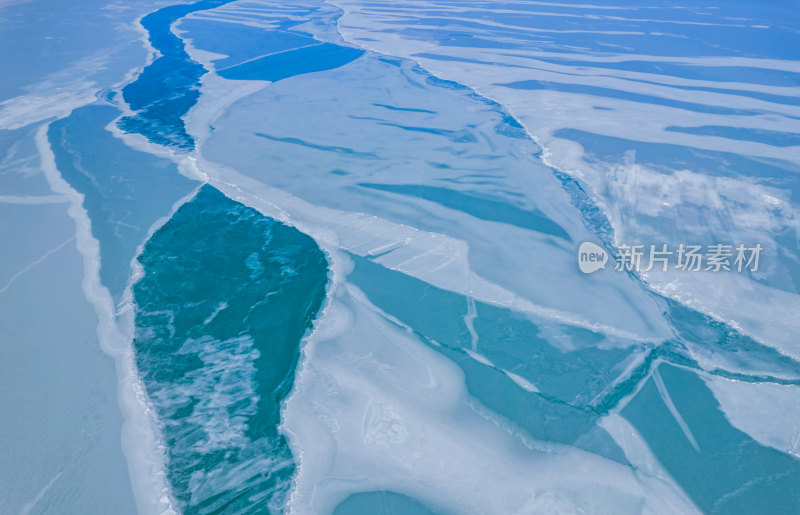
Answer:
[{"left": 326, "top": 0, "right": 800, "bottom": 358}]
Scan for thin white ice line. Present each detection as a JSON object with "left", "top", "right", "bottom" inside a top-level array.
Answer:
[
  {"left": 345, "top": 224, "right": 395, "bottom": 247},
  {"left": 0, "top": 236, "right": 74, "bottom": 297},
  {"left": 366, "top": 239, "right": 404, "bottom": 256},
  {"left": 653, "top": 368, "right": 700, "bottom": 452},
  {"left": 427, "top": 251, "right": 459, "bottom": 273},
  {"left": 503, "top": 369, "right": 539, "bottom": 393},
  {"left": 213, "top": 42, "right": 325, "bottom": 73},
  {"left": 464, "top": 294, "right": 479, "bottom": 352},
  {"left": 588, "top": 349, "right": 649, "bottom": 408},
  {"left": 464, "top": 348, "right": 494, "bottom": 366},
  {"left": 0, "top": 195, "right": 67, "bottom": 204},
  {"left": 791, "top": 430, "right": 800, "bottom": 458},
  {"left": 19, "top": 471, "right": 63, "bottom": 515},
  {"left": 390, "top": 237, "right": 449, "bottom": 269}
]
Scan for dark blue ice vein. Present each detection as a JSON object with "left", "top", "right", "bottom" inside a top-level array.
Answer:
[{"left": 118, "top": 0, "right": 234, "bottom": 150}]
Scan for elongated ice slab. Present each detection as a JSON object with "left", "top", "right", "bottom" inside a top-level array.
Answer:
[{"left": 133, "top": 184, "right": 327, "bottom": 512}]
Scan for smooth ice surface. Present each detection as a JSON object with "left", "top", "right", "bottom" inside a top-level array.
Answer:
[
  {"left": 704, "top": 376, "right": 800, "bottom": 458},
  {"left": 0, "top": 124, "right": 137, "bottom": 512},
  {"left": 0, "top": 0, "right": 147, "bottom": 103},
  {"left": 327, "top": 0, "right": 800, "bottom": 354},
  {"left": 0, "top": 198, "right": 136, "bottom": 514},
  {"left": 332, "top": 491, "right": 445, "bottom": 515}
]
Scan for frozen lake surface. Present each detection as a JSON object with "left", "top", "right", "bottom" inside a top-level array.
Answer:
[{"left": 1, "top": 0, "right": 799, "bottom": 513}]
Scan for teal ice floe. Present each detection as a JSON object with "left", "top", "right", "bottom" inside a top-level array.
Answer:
[
  {"left": 333, "top": 490, "right": 447, "bottom": 515},
  {"left": 217, "top": 42, "right": 364, "bottom": 82},
  {"left": 133, "top": 185, "right": 328, "bottom": 513}
]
